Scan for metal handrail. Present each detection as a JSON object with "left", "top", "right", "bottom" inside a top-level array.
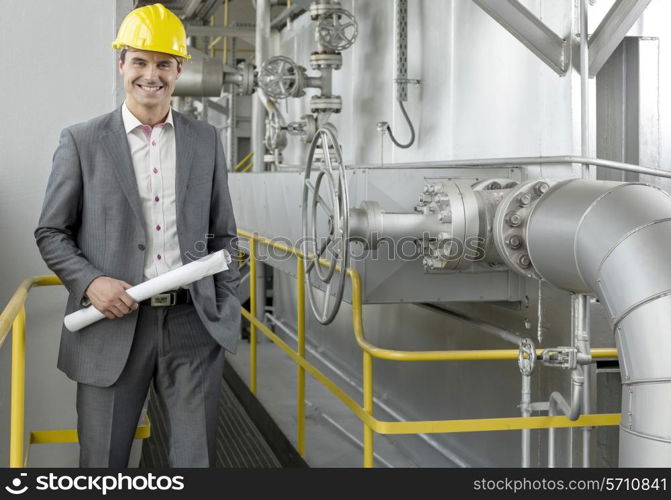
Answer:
[
  {"left": 0, "top": 275, "right": 61, "bottom": 467},
  {"left": 234, "top": 151, "right": 254, "bottom": 171},
  {"left": 0, "top": 275, "right": 150, "bottom": 468},
  {"left": 237, "top": 229, "right": 620, "bottom": 467}
]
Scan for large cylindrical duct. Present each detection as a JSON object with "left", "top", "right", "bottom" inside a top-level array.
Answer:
[
  {"left": 525, "top": 179, "right": 671, "bottom": 466},
  {"left": 173, "top": 47, "right": 224, "bottom": 97}
]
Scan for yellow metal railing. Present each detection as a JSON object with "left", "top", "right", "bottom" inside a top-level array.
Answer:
[
  {"left": 0, "top": 275, "right": 150, "bottom": 468},
  {"left": 237, "top": 229, "right": 620, "bottom": 467},
  {"left": 234, "top": 151, "right": 254, "bottom": 172}
]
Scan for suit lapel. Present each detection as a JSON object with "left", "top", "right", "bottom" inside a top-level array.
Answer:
[
  {"left": 174, "top": 111, "right": 194, "bottom": 213},
  {"left": 100, "top": 109, "right": 146, "bottom": 236}
]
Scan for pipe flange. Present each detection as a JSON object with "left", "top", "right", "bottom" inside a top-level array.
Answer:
[
  {"left": 415, "top": 180, "right": 481, "bottom": 271},
  {"left": 471, "top": 178, "right": 519, "bottom": 191},
  {"left": 311, "top": 95, "right": 342, "bottom": 113},
  {"left": 299, "top": 114, "right": 318, "bottom": 143},
  {"left": 310, "top": 0, "right": 341, "bottom": 20},
  {"left": 493, "top": 179, "right": 558, "bottom": 279},
  {"left": 237, "top": 61, "right": 256, "bottom": 96},
  {"left": 264, "top": 110, "right": 288, "bottom": 152},
  {"left": 315, "top": 8, "right": 358, "bottom": 52},
  {"left": 310, "top": 52, "right": 343, "bottom": 70}
]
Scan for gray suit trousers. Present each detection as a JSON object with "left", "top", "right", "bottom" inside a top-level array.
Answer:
[{"left": 76, "top": 303, "right": 225, "bottom": 467}]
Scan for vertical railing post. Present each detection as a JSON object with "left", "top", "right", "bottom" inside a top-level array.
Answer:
[
  {"left": 296, "top": 257, "right": 306, "bottom": 456},
  {"left": 10, "top": 306, "right": 26, "bottom": 468},
  {"left": 363, "top": 351, "right": 374, "bottom": 468},
  {"left": 249, "top": 238, "right": 258, "bottom": 394}
]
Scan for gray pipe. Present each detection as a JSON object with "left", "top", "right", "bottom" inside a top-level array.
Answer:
[
  {"left": 173, "top": 47, "right": 224, "bottom": 97},
  {"left": 579, "top": 0, "right": 590, "bottom": 178},
  {"left": 521, "top": 374, "right": 531, "bottom": 467},
  {"left": 526, "top": 179, "right": 671, "bottom": 466},
  {"left": 548, "top": 372, "right": 584, "bottom": 467},
  {"left": 252, "top": 0, "right": 270, "bottom": 172}
]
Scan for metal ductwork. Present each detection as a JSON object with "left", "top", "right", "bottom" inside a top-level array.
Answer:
[
  {"left": 173, "top": 47, "right": 224, "bottom": 97},
  {"left": 521, "top": 179, "right": 671, "bottom": 467}
]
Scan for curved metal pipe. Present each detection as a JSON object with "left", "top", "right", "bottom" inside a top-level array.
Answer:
[
  {"left": 526, "top": 179, "right": 671, "bottom": 466},
  {"left": 385, "top": 99, "right": 416, "bottom": 149},
  {"left": 547, "top": 371, "right": 584, "bottom": 467}
]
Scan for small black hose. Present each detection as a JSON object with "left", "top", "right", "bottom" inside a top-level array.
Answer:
[{"left": 386, "top": 99, "right": 415, "bottom": 149}]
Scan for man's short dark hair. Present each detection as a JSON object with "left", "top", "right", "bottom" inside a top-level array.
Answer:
[{"left": 119, "top": 46, "right": 183, "bottom": 67}]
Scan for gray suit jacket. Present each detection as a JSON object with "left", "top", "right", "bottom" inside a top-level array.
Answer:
[{"left": 35, "top": 107, "right": 240, "bottom": 387}]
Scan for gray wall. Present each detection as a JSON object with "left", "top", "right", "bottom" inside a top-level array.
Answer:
[{"left": 0, "top": 0, "right": 131, "bottom": 467}]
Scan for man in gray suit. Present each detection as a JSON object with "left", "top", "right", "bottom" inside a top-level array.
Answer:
[{"left": 34, "top": 3, "right": 240, "bottom": 467}]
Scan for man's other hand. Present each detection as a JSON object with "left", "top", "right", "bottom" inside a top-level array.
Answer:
[{"left": 85, "top": 277, "right": 139, "bottom": 319}]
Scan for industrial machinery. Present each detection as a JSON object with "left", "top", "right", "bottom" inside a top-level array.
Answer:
[{"left": 224, "top": 0, "right": 671, "bottom": 467}]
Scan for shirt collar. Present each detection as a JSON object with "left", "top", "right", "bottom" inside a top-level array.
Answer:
[{"left": 121, "top": 101, "right": 174, "bottom": 135}]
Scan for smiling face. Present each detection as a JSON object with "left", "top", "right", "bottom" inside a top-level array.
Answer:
[{"left": 119, "top": 48, "right": 182, "bottom": 120}]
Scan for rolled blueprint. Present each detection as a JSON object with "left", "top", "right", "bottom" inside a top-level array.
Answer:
[{"left": 64, "top": 250, "right": 230, "bottom": 332}]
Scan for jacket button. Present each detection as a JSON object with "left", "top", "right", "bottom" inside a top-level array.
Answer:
[{"left": 138, "top": 244, "right": 146, "bottom": 251}]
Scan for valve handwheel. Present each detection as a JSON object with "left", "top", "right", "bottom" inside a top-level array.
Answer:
[
  {"left": 265, "top": 109, "right": 288, "bottom": 151},
  {"left": 258, "top": 56, "right": 304, "bottom": 100},
  {"left": 316, "top": 8, "right": 359, "bottom": 52},
  {"left": 301, "top": 126, "right": 350, "bottom": 325}
]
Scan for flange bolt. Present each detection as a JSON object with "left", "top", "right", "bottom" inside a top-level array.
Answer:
[
  {"left": 506, "top": 234, "right": 523, "bottom": 249},
  {"left": 505, "top": 212, "right": 522, "bottom": 227},
  {"left": 535, "top": 182, "right": 549, "bottom": 196},
  {"left": 518, "top": 193, "right": 532, "bottom": 206}
]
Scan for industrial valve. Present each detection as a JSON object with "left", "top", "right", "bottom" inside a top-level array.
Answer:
[
  {"left": 264, "top": 109, "right": 288, "bottom": 152},
  {"left": 541, "top": 347, "right": 579, "bottom": 370},
  {"left": 315, "top": 8, "right": 359, "bottom": 51},
  {"left": 174, "top": 50, "right": 256, "bottom": 97},
  {"left": 257, "top": 56, "right": 306, "bottom": 100},
  {"left": 301, "top": 125, "right": 349, "bottom": 324},
  {"left": 257, "top": 0, "right": 358, "bottom": 153},
  {"left": 223, "top": 61, "right": 256, "bottom": 96}
]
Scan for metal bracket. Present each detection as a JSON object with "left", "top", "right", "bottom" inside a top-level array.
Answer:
[
  {"left": 472, "top": 0, "right": 568, "bottom": 75},
  {"left": 588, "top": 0, "right": 653, "bottom": 77}
]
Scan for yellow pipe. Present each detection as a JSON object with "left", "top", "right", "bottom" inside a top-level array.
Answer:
[
  {"left": 10, "top": 307, "right": 26, "bottom": 468},
  {"left": 249, "top": 240, "right": 257, "bottom": 395},
  {"left": 241, "top": 307, "right": 621, "bottom": 434},
  {"left": 209, "top": 16, "right": 215, "bottom": 58},
  {"left": 296, "top": 258, "right": 306, "bottom": 456},
  {"left": 208, "top": 36, "right": 223, "bottom": 50},
  {"left": 223, "top": 0, "right": 230, "bottom": 65},
  {"left": 0, "top": 275, "right": 61, "bottom": 346},
  {"left": 234, "top": 151, "right": 254, "bottom": 171},
  {"left": 29, "top": 419, "right": 150, "bottom": 444},
  {"left": 236, "top": 230, "right": 621, "bottom": 463},
  {"left": 236, "top": 230, "right": 618, "bottom": 362},
  {"left": 241, "top": 161, "right": 255, "bottom": 173},
  {"left": 363, "top": 352, "right": 374, "bottom": 468}
]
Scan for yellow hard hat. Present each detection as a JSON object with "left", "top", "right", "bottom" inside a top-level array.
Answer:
[{"left": 112, "top": 3, "right": 191, "bottom": 60}]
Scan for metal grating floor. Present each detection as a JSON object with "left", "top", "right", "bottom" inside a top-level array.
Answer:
[{"left": 139, "top": 374, "right": 282, "bottom": 468}]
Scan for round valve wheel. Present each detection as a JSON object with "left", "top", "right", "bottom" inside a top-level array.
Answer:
[
  {"left": 316, "top": 8, "right": 359, "bottom": 52},
  {"left": 258, "top": 56, "right": 304, "bottom": 100},
  {"left": 301, "top": 126, "right": 350, "bottom": 325},
  {"left": 265, "top": 110, "right": 288, "bottom": 152}
]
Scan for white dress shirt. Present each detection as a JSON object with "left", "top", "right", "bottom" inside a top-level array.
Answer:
[{"left": 122, "top": 102, "right": 182, "bottom": 280}]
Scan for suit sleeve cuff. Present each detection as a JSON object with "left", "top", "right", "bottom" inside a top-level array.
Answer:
[{"left": 73, "top": 270, "right": 106, "bottom": 307}]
